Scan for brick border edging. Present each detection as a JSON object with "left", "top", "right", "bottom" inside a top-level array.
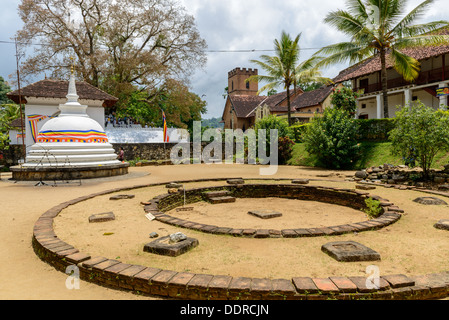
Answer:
[
  {"left": 31, "top": 178, "right": 449, "bottom": 300},
  {"left": 145, "top": 184, "right": 402, "bottom": 238}
]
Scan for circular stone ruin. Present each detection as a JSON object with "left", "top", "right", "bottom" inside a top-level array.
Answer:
[
  {"left": 143, "top": 183, "right": 403, "bottom": 238},
  {"left": 30, "top": 178, "right": 449, "bottom": 300}
]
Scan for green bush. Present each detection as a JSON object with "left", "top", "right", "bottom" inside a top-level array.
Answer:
[
  {"left": 278, "top": 136, "right": 295, "bottom": 165},
  {"left": 330, "top": 87, "right": 360, "bottom": 114},
  {"left": 290, "top": 123, "right": 311, "bottom": 142},
  {"left": 363, "top": 198, "right": 382, "bottom": 219},
  {"left": 356, "top": 118, "right": 395, "bottom": 141},
  {"left": 390, "top": 101, "right": 449, "bottom": 178},
  {"left": 254, "top": 115, "right": 292, "bottom": 139},
  {"left": 303, "top": 107, "right": 360, "bottom": 169},
  {"left": 254, "top": 115, "right": 294, "bottom": 165}
]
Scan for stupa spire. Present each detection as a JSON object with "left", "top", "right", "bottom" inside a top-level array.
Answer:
[
  {"left": 66, "top": 56, "right": 80, "bottom": 105},
  {"left": 59, "top": 57, "right": 87, "bottom": 116}
]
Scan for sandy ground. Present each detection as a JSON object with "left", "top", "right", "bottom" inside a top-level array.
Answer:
[{"left": 1, "top": 164, "right": 448, "bottom": 300}]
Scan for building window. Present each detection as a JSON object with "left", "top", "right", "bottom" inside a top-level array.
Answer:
[
  {"left": 412, "top": 96, "right": 418, "bottom": 101},
  {"left": 246, "top": 81, "right": 250, "bottom": 89},
  {"left": 362, "top": 104, "right": 366, "bottom": 109},
  {"left": 360, "top": 79, "right": 369, "bottom": 91}
]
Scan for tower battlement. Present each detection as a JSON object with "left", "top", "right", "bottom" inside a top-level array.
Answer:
[
  {"left": 228, "top": 67, "right": 258, "bottom": 78},
  {"left": 228, "top": 67, "right": 258, "bottom": 96}
]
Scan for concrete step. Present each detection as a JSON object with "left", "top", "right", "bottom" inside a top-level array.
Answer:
[
  {"left": 204, "top": 190, "right": 230, "bottom": 199},
  {"left": 209, "top": 196, "right": 236, "bottom": 204}
]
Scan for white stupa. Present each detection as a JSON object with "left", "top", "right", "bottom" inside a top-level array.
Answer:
[{"left": 23, "top": 70, "right": 121, "bottom": 168}]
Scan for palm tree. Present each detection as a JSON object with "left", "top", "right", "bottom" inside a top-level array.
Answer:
[
  {"left": 247, "top": 31, "right": 299, "bottom": 126},
  {"left": 247, "top": 31, "right": 331, "bottom": 126},
  {"left": 292, "top": 56, "right": 333, "bottom": 95},
  {"left": 316, "top": 0, "right": 449, "bottom": 118}
]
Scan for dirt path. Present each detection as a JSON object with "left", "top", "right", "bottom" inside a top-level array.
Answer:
[{"left": 1, "top": 164, "right": 349, "bottom": 299}]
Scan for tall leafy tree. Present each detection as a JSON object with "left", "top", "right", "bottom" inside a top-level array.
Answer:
[
  {"left": 0, "top": 104, "right": 21, "bottom": 151},
  {"left": 115, "top": 79, "right": 207, "bottom": 129},
  {"left": 316, "top": 0, "right": 449, "bottom": 118},
  {"left": 390, "top": 101, "right": 449, "bottom": 178},
  {"left": 15, "top": 0, "right": 207, "bottom": 94},
  {"left": 0, "top": 76, "right": 12, "bottom": 105}
]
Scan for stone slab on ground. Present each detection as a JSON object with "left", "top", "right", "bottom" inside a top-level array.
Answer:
[
  {"left": 434, "top": 219, "right": 449, "bottom": 231},
  {"left": 88, "top": 212, "right": 115, "bottom": 223},
  {"left": 209, "top": 196, "right": 236, "bottom": 204},
  {"left": 321, "top": 241, "right": 381, "bottom": 262},
  {"left": 356, "top": 184, "right": 376, "bottom": 190},
  {"left": 291, "top": 179, "right": 309, "bottom": 185},
  {"left": 144, "top": 236, "right": 199, "bottom": 257},
  {"left": 413, "top": 197, "right": 448, "bottom": 205},
  {"left": 109, "top": 194, "right": 135, "bottom": 200},
  {"left": 227, "top": 179, "right": 244, "bottom": 185},
  {"left": 166, "top": 182, "right": 182, "bottom": 188},
  {"left": 247, "top": 210, "right": 283, "bottom": 219}
]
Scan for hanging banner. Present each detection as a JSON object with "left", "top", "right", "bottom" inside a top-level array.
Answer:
[
  {"left": 27, "top": 114, "right": 48, "bottom": 143},
  {"left": 27, "top": 114, "right": 57, "bottom": 142}
]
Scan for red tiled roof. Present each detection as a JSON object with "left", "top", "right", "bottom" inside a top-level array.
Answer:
[
  {"left": 228, "top": 95, "right": 266, "bottom": 118},
  {"left": 228, "top": 86, "right": 330, "bottom": 119},
  {"left": 9, "top": 117, "right": 24, "bottom": 128},
  {"left": 291, "top": 85, "right": 334, "bottom": 110},
  {"left": 333, "top": 28, "right": 449, "bottom": 83},
  {"left": 7, "top": 79, "right": 118, "bottom": 108}
]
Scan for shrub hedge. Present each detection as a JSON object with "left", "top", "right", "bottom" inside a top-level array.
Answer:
[{"left": 291, "top": 118, "right": 395, "bottom": 142}]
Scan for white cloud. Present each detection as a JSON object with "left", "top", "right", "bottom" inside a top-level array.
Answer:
[
  {"left": 1, "top": 0, "right": 448, "bottom": 119},
  {"left": 180, "top": 0, "right": 449, "bottom": 118}
]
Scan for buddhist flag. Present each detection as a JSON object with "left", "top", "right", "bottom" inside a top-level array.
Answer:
[
  {"left": 162, "top": 111, "right": 168, "bottom": 143},
  {"left": 28, "top": 114, "right": 48, "bottom": 142}
]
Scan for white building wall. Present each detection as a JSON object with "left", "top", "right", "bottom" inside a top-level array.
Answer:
[
  {"left": 387, "top": 93, "right": 404, "bottom": 118},
  {"left": 413, "top": 89, "right": 441, "bottom": 109},
  {"left": 357, "top": 98, "right": 377, "bottom": 119}
]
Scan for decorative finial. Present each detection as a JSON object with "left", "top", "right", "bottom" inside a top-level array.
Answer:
[{"left": 70, "top": 56, "right": 75, "bottom": 75}]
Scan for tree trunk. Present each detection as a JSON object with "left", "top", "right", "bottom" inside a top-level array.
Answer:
[
  {"left": 287, "top": 86, "right": 292, "bottom": 126},
  {"left": 380, "top": 48, "right": 389, "bottom": 118}
]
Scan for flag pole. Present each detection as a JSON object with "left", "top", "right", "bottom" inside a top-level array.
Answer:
[
  {"left": 15, "top": 38, "right": 26, "bottom": 160},
  {"left": 161, "top": 108, "right": 167, "bottom": 156}
]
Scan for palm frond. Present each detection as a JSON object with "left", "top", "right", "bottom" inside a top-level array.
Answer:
[
  {"left": 324, "top": 9, "right": 366, "bottom": 37},
  {"left": 399, "top": 21, "right": 449, "bottom": 37},
  {"left": 395, "top": 34, "right": 449, "bottom": 49},
  {"left": 391, "top": 0, "right": 438, "bottom": 34},
  {"left": 345, "top": 0, "right": 367, "bottom": 17},
  {"left": 258, "top": 83, "right": 282, "bottom": 95},
  {"left": 315, "top": 42, "right": 375, "bottom": 67},
  {"left": 391, "top": 47, "right": 421, "bottom": 82}
]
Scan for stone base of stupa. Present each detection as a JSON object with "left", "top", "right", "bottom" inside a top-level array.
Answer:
[{"left": 10, "top": 162, "right": 129, "bottom": 181}]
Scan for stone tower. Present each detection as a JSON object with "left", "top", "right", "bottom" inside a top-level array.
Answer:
[{"left": 228, "top": 67, "right": 258, "bottom": 96}]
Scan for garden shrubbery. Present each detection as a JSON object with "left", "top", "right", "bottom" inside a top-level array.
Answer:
[{"left": 303, "top": 107, "right": 360, "bottom": 169}]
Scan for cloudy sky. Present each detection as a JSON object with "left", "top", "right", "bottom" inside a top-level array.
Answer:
[{"left": 1, "top": 0, "right": 448, "bottom": 119}]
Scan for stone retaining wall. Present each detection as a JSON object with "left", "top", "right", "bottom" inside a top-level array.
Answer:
[
  {"left": 3, "top": 142, "right": 234, "bottom": 167},
  {"left": 31, "top": 178, "right": 449, "bottom": 300}
]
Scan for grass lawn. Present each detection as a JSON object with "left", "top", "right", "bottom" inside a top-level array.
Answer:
[{"left": 288, "top": 141, "right": 449, "bottom": 170}]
